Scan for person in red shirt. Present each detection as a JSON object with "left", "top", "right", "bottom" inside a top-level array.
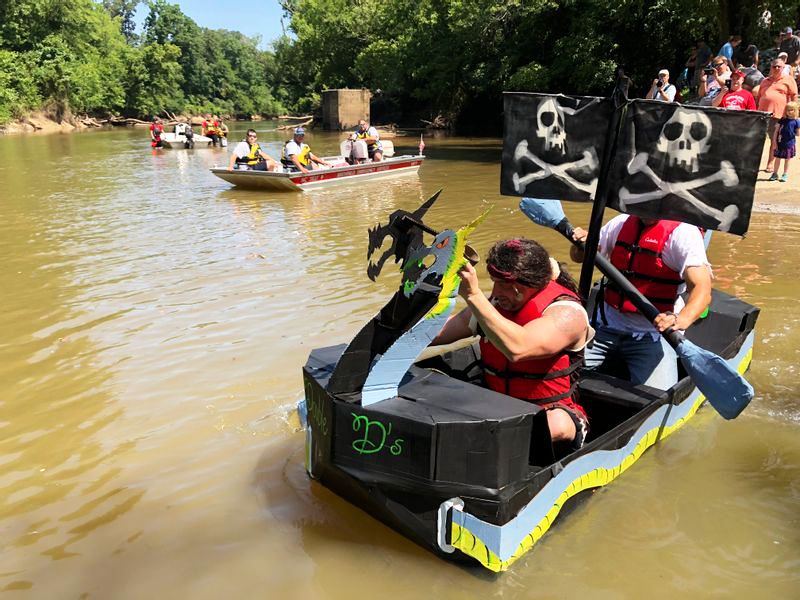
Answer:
[
  {"left": 712, "top": 70, "right": 757, "bottom": 110},
  {"left": 149, "top": 117, "right": 164, "bottom": 148}
]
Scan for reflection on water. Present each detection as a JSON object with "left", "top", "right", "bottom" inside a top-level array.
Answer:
[{"left": 0, "top": 127, "right": 798, "bottom": 597}]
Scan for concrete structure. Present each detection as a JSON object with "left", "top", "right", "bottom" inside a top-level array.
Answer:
[{"left": 322, "top": 89, "right": 371, "bottom": 131}]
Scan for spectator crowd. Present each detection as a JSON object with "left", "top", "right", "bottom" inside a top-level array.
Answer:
[{"left": 650, "top": 25, "right": 800, "bottom": 181}]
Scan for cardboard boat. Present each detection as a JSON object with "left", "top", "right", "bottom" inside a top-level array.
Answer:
[{"left": 299, "top": 193, "right": 758, "bottom": 572}]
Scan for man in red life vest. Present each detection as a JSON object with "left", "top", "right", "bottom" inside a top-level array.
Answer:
[
  {"left": 202, "top": 113, "right": 220, "bottom": 146},
  {"left": 572, "top": 216, "right": 712, "bottom": 390},
  {"left": 149, "top": 117, "right": 164, "bottom": 148},
  {"left": 433, "top": 239, "right": 594, "bottom": 449}
]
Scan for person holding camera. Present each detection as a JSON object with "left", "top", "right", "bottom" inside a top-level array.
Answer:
[
  {"left": 711, "top": 70, "right": 756, "bottom": 110},
  {"left": 698, "top": 56, "right": 732, "bottom": 106},
  {"left": 648, "top": 69, "right": 677, "bottom": 102}
]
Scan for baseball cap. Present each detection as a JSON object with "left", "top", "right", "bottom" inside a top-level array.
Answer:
[
  {"left": 783, "top": 27, "right": 793, "bottom": 34},
  {"left": 294, "top": 126, "right": 305, "bottom": 135},
  {"left": 731, "top": 69, "right": 746, "bottom": 78},
  {"left": 658, "top": 68, "right": 669, "bottom": 76}
]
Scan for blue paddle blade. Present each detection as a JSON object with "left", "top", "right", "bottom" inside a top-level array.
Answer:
[
  {"left": 519, "top": 198, "right": 566, "bottom": 229},
  {"left": 676, "top": 338, "right": 754, "bottom": 419}
]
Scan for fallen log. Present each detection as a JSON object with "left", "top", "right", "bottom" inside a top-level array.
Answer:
[
  {"left": 277, "top": 114, "right": 313, "bottom": 120},
  {"left": 421, "top": 115, "right": 450, "bottom": 129},
  {"left": 79, "top": 116, "right": 104, "bottom": 128},
  {"left": 109, "top": 116, "right": 151, "bottom": 125},
  {"left": 277, "top": 117, "right": 313, "bottom": 130}
]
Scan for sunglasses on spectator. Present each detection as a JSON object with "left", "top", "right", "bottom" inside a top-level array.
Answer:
[{"left": 713, "top": 62, "right": 725, "bottom": 67}]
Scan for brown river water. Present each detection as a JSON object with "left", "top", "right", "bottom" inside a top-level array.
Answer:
[{"left": 1, "top": 126, "right": 799, "bottom": 598}]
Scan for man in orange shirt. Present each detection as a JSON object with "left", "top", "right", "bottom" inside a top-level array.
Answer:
[{"left": 758, "top": 58, "right": 799, "bottom": 172}]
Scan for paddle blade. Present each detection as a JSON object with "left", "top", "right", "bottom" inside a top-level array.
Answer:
[
  {"left": 519, "top": 198, "right": 566, "bottom": 229},
  {"left": 676, "top": 339, "right": 754, "bottom": 419}
]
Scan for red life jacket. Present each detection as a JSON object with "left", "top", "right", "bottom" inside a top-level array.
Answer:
[
  {"left": 605, "top": 217, "right": 686, "bottom": 313},
  {"left": 479, "top": 280, "right": 585, "bottom": 412}
]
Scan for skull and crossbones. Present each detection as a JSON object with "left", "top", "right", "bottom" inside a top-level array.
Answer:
[
  {"left": 618, "top": 108, "right": 740, "bottom": 232},
  {"left": 536, "top": 97, "right": 567, "bottom": 153},
  {"left": 513, "top": 98, "right": 599, "bottom": 195}
]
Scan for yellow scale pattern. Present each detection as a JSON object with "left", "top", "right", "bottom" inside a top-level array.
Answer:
[
  {"left": 452, "top": 349, "right": 753, "bottom": 572},
  {"left": 427, "top": 208, "right": 491, "bottom": 319}
]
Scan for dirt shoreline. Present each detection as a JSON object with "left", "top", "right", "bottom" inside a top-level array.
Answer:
[
  {"left": 752, "top": 138, "right": 800, "bottom": 216},
  {"left": 0, "top": 111, "right": 236, "bottom": 136},
  {"left": 4, "top": 114, "right": 799, "bottom": 216},
  {"left": 0, "top": 112, "right": 95, "bottom": 135}
]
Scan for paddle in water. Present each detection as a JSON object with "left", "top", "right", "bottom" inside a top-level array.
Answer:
[{"left": 519, "top": 197, "right": 754, "bottom": 420}]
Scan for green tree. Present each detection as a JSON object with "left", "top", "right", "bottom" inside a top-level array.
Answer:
[
  {"left": 125, "top": 42, "right": 184, "bottom": 116},
  {"left": 0, "top": 49, "right": 40, "bottom": 122},
  {"left": 102, "top": 0, "right": 140, "bottom": 43}
]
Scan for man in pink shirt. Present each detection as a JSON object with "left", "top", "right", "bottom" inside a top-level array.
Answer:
[
  {"left": 758, "top": 58, "right": 799, "bottom": 172},
  {"left": 712, "top": 70, "right": 757, "bottom": 110}
]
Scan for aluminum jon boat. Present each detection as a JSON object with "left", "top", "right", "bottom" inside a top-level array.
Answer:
[
  {"left": 209, "top": 154, "right": 425, "bottom": 192},
  {"left": 160, "top": 132, "right": 214, "bottom": 148}
]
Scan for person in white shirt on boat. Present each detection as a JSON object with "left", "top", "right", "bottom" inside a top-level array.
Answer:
[
  {"left": 348, "top": 119, "right": 383, "bottom": 162},
  {"left": 281, "top": 127, "right": 330, "bottom": 174},
  {"left": 227, "top": 129, "right": 279, "bottom": 171},
  {"left": 571, "top": 217, "right": 712, "bottom": 390}
]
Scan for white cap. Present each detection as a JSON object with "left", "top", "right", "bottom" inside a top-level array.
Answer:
[{"left": 658, "top": 68, "right": 669, "bottom": 76}]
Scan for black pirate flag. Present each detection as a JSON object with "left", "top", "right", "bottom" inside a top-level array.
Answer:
[
  {"left": 501, "top": 92, "right": 613, "bottom": 202},
  {"left": 607, "top": 101, "right": 768, "bottom": 235}
]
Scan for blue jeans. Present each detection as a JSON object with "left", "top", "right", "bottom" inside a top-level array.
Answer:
[{"left": 584, "top": 326, "right": 678, "bottom": 390}]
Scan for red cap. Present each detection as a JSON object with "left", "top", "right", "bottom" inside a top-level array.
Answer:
[{"left": 731, "top": 70, "right": 746, "bottom": 78}]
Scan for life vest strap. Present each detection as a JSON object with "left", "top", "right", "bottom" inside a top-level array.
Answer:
[
  {"left": 608, "top": 271, "right": 684, "bottom": 286},
  {"left": 614, "top": 241, "right": 661, "bottom": 257},
  {"left": 483, "top": 357, "right": 581, "bottom": 381}
]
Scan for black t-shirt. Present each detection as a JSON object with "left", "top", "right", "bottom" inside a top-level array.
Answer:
[
  {"left": 742, "top": 66, "right": 765, "bottom": 90},
  {"left": 779, "top": 35, "right": 800, "bottom": 64}
]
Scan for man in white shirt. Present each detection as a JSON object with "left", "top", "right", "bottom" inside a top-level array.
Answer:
[
  {"left": 350, "top": 119, "right": 384, "bottom": 162},
  {"left": 648, "top": 69, "right": 677, "bottom": 102},
  {"left": 281, "top": 127, "right": 330, "bottom": 173},
  {"left": 227, "top": 129, "right": 278, "bottom": 171},
  {"left": 572, "top": 216, "right": 712, "bottom": 390}
]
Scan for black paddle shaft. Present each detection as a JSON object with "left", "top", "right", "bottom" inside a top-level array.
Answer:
[{"left": 553, "top": 217, "right": 684, "bottom": 349}]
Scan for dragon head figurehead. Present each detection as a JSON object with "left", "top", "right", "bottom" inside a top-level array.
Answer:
[
  {"left": 327, "top": 191, "right": 490, "bottom": 397},
  {"left": 367, "top": 190, "right": 442, "bottom": 282}
]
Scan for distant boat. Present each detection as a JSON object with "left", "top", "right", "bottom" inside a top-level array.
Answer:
[
  {"left": 160, "top": 131, "right": 214, "bottom": 149},
  {"left": 209, "top": 140, "right": 424, "bottom": 192}
]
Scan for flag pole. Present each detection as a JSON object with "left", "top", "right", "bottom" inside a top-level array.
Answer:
[{"left": 578, "top": 68, "right": 630, "bottom": 300}]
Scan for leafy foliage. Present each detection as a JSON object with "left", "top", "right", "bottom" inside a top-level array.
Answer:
[
  {"left": 0, "top": 0, "right": 797, "bottom": 128},
  {"left": 0, "top": 0, "right": 286, "bottom": 124},
  {"left": 274, "top": 0, "right": 799, "bottom": 129}
]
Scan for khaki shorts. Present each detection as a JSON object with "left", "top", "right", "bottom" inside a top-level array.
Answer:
[{"left": 767, "top": 117, "right": 781, "bottom": 140}]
